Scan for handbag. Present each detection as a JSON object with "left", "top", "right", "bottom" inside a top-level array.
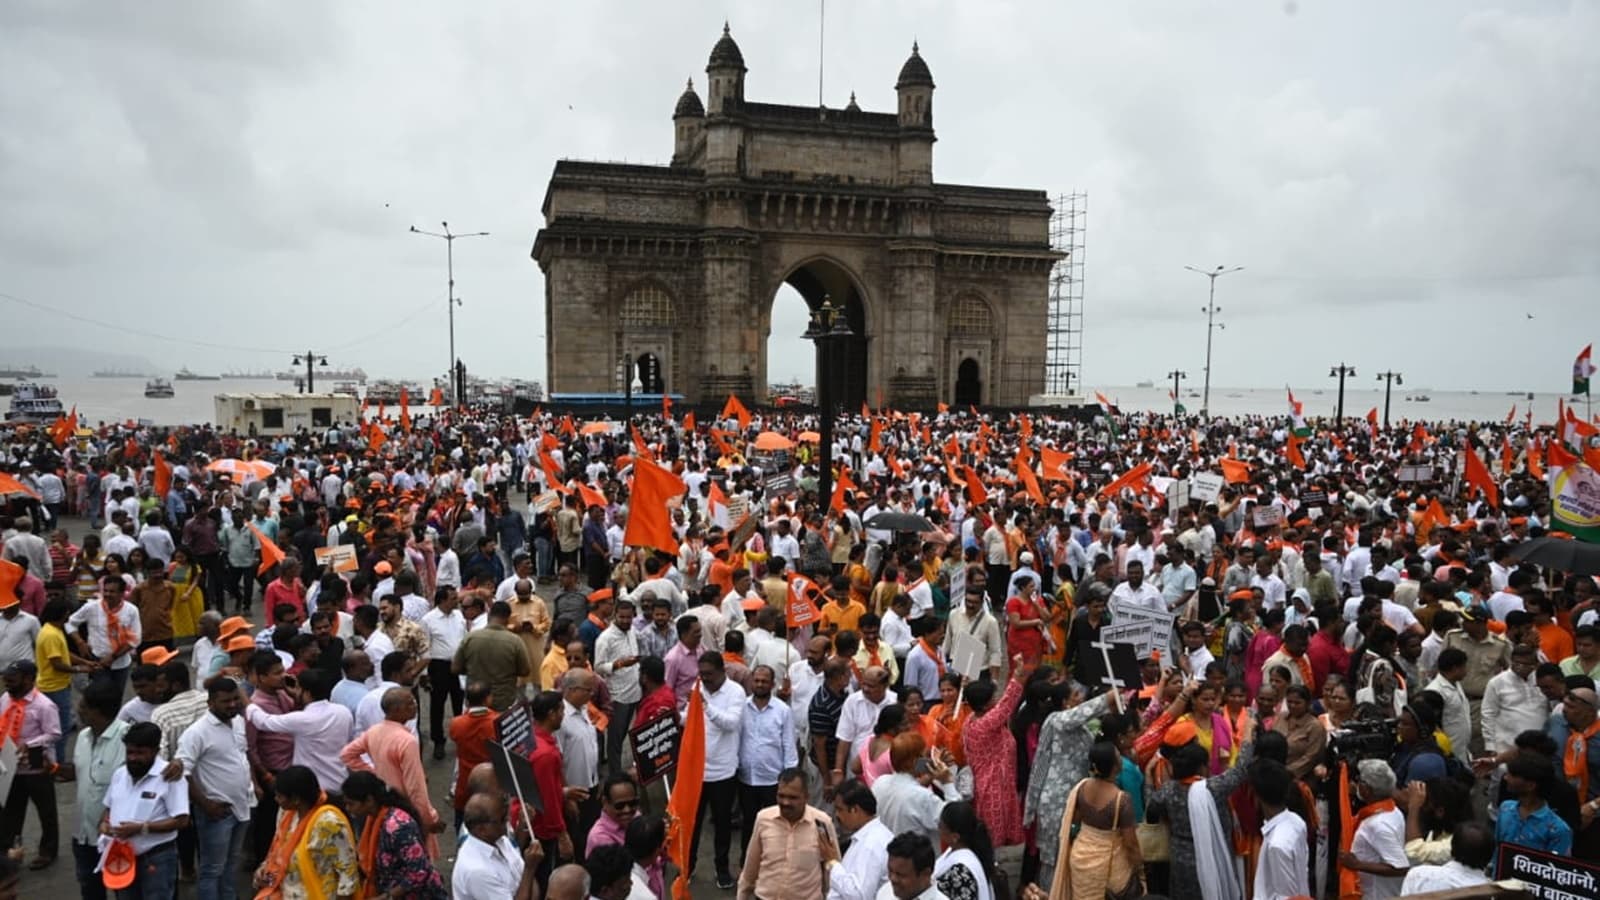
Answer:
[{"left": 1136, "top": 818, "right": 1170, "bottom": 863}]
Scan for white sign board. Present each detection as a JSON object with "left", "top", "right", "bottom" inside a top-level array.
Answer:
[
  {"left": 1191, "top": 472, "right": 1225, "bottom": 503},
  {"left": 1106, "top": 602, "right": 1176, "bottom": 662},
  {"left": 1397, "top": 465, "right": 1435, "bottom": 483},
  {"left": 948, "top": 565, "right": 967, "bottom": 607},
  {"left": 1166, "top": 478, "right": 1191, "bottom": 512},
  {"left": 313, "top": 544, "right": 359, "bottom": 574},
  {"left": 950, "top": 632, "right": 988, "bottom": 681},
  {"left": 1252, "top": 504, "right": 1284, "bottom": 528}
]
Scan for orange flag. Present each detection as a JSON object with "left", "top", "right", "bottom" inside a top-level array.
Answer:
[
  {"left": 943, "top": 436, "right": 960, "bottom": 461},
  {"left": 540, "top": 451, "right": 570, "bottom": 495},
  {"left": 1505, "top": 405, "right": 1517, "bottom": 426},
  {"left": 428, "top": 387, "right": 444, "bottom": 407},
  {"left": 1500, "top": 436, "right": 1515, "bottom": 476},
  {"left": 623, "top": 461, "right": 687, "bottom": 555},
  {"left": 861, "top": 402, "right": 871, "bottom": 419},
  {"left": 920, "top": 424, "right": 932, "bottom": 447},
  {"left": 666, "top": 682, "right": 705, "bottom": 900},
  {"left": 830, "top": 467, "right": 857, "bottom": 514},
  {"left": 577, "top": 482, "right": 608, "bottom": 510},
  {"left": 1019, "top": 414, "right": 1033, "bottom": 439},
  {"left": 868, "top": 417, "right": 884, "bottom": 454},
  {"left": 249, "top": 523, "right": 285, "bottom": 576},
  {"left": 540, "top": 432, "right": 559, "bottom": 451},
  {"left": 1549, "top": 437, "right": 1578, "bottom": 473},
  {"left": 961, "top": 466, "right": 988, "bottom": 507},
  {"left": 1015, "top": 455, "right": 1046, "bottom": 506},
  {"left": 721, "top": 394, "right": 751, "bottom": 431},
  {"left": 885, "top": 449, "right": 907, "bottom": 480},
  {"left": 786, "top": 574, "right": 823, "bottom": 629},
  {"left": 559, "top": 415, "right": 577, "bottom": 438},
  {"left": 709, "top": 428, "right": 735, "bottom": 459},
  {"left": 153, "top": 450, "right": 172, "bottom": 499},
  {"left": 1366, "top": 408, "right": 1379, "bottom": 440},
  {"left": 1099, "top": 461, "right": 1153, "bottom": 499},
  {"left": 1039, "top": 446, "right": 1074, "bottom": 482},
  {"left": 1220, "top": 457, "right": 1251, "bottom": 485},
  {"left": 630, "top": 425, "right": 654, "bottom": 461},
  {"left": 367, "top": 426, "right": 387, "bottom": 454},
  {"left": 398, "top": 388, "right": 411, "bottom": 433},
  {"left": 1407, "top": 424, "right": 1429, "bottom": 455},
  {"left": 1527, "top": 438, "right": 1545, "bottom": 480},
  {"left": 662, "top": 394, "right": 673, "bottom": 422},
  {"left": 682, "top": 411, "right": 696, "bottom": 432},
  {"left": 1286, "top": 433, "right": 1306, "bottom": 470},
  {"left": 1462, "top": 443, "right": 1499, "bottom": 508}
]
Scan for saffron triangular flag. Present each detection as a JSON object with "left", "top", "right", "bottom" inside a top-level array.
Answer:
[
  {"left": 707, "top": 480, "right": 732, "bottom": 530},
  {"left": 249, "top": 523, "right": 285, "bottom": 576},
  {"left": 622, "top": 460, "right": 687, "bottom": 556},
  {"left": 152, "top": 450, "right": 172, "bottom": 499},
  {"left": 1462, "top": 442, "right": 1499, "bottom": 508},
  {"left": 666, "top": 682, "right": 705, "bottom": 900}
]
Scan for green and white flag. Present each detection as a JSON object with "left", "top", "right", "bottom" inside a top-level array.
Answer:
[
  {"left": 1095, "top": 391, "right": 1120, "bottom": 440},
  {"left": 1575, "top": 344, "right": 1595, "bottom": 397},
  {"left": 1286, "top": 386, "right": 1311, "bottom": 438}
]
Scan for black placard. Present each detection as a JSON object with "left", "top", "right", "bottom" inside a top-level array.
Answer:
[
  {"left": 1075, "top": 639, "right": 1142, "bottom": 699},
  {"left": 765, "top": 472, "right": 797, "bottom": 497},
  {"left": 628, "top": 711, "right": 683, "bottom": 784},
  {"left": 495, "top": 701, "right": 534, "bottom": 759},
  {"left": 1495, "top": 841, "right": 1600, "bottom": 899},
  {"left": 1299, "top": 489, "right": 1328, "bottom": 509},
  {"left": 486, "top": 740, "right": 543, "bottom": 813}
]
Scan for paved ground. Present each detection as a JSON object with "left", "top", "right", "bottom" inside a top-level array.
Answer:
[{"left": 9, "top": 513, "right": 741, "bottom": 897}]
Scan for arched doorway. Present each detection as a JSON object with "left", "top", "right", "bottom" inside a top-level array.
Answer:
[
  {"left": 764, "top": 258, "right": 869, "bottom": 411},
  {"left": 635, "top": 353, "right": 664, "bottom": 394},
  {"left": 955, "top": 357, "right": 982, "bottom": 406}
]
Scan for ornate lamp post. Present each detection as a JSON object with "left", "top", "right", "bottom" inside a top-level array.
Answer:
[{"left": 292, "top": 352, "right": 328, "bottom": 393}]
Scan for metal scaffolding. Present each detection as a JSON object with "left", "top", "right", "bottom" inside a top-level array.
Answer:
[{"left": 1045, "top": 192, "right": 1086, "bottom": 397}]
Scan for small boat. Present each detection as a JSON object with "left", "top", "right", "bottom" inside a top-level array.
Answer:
[
  {"left": 5, "top": 382, "right": 66, "bottom": 425},
  {"left": 144, "top": 378, "right": 175, "bottom": 398},
  {"left": 1186, "top": 390, "right": 1200, "bottom": 398},
  {"left": 1525, "top": 392, "right": 1534, "bottom": 401},
  {"left": 175, "top": 366, "right": 220, "bottom": 381},
  {"left": 1410, "top": 394, "right": 1431, "bottom": 402},
  {"left": 1135, "top": 380, "right": 1154, "bottom": 388}
]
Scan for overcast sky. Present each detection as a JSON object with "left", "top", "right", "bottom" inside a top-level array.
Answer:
[{"left": 2, "top": 1, "right": 1596, "bottom": 394}]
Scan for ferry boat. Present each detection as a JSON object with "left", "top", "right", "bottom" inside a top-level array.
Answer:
[
  {"left": 221, "top": 369, "right": 275, "bottom": 379},
  {"left": 278, "top": 367, "right": 367, "bottom": 383},
  {"left": 1135, "top": 380, "right": 1154, "bottom": 389},
  {"left": 144, "top": 378, "right": 175, "bottom": 398},
  {"left": 93, "top": 369, "right": 148, "bottom": 378},
  {"left": 175, "top": 367, "right": 221, "bottom": 381},
  {"left": 0, "top": 365, "right": 51, "bottom": 379},
  {"left": 5, "top": 382, "right": 66, "bottom": 425}
]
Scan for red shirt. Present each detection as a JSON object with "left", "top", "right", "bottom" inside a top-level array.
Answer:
[
  {"left": 263, "top": 578, "right": 306, "bottom": 621},
  {"left": 1306, "top": 630, "right": 1350, "bottom": 693},
  {"left": 527, "top": 727, "right": 567, "bottom": 839},
  {"left": 634, "top": 685, "right": 678, "bottom": 732}
]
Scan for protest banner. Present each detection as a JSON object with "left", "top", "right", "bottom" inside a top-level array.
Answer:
[
  {"left": 313, "top": 544, "right": 359, "bottom": 574},
  {"left": 1191, "top": 472, "right": 1225, "bottom": 503},
  {"left": 629, "top": 712, "right": 682, "bottom": 784},
  {"left": 1495, "top": 842, "right": 1599, "bottom": 899},
  {"left": 1104, "top": 603, "right": 1175, "bottom": 661},
  {"left": 1252, "top": 504, "right": 1284, "bottom": 528},
  {"left": 1166, "top": 478, "right": 1191, "bottom": 512},
  {"left": 950, "top": 632, "right": 987, "bottom": 682},
  {"left": 494, "top": 701, "right": 535, "bottom": 758},
  {"left": 764, "top": 471, "right": 797, "bottom": 497}
]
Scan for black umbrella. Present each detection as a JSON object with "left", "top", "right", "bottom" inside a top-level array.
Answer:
[
  {"left": 863, "top": 511, "right": 935, "bottom": 533},
  {"left": 1509, "top": 536, "right": 1600, "bottom": 576}
]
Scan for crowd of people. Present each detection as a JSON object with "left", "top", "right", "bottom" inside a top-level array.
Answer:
[{"left": 0, "top": 397, "right": 1595, "bottom": 900}]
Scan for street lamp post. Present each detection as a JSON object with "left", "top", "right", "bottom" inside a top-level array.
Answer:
[
  {"left": 292, "top": 351, "right": 328, "bottom": 394},
  {"left": 1375, "top": 370, "right": 1403, "bottom": 430},
  {"left": 410, "top": 222, "right": 489, "bottom": 409},
  {"left": 1184, "top": 265, "right": 1243, "bottom": 417},
  {"left": 803, "top": 296, "right": 855, "bottom": 513},
  {"left": 1166, "top": 369, "right": 1188, "bottom": 415},
  {"left": 1329, "top": 363, "right": 1358, "bottom": 425},
  {"left": 619, "top": 353, "right": 635, "bottom": 422}
]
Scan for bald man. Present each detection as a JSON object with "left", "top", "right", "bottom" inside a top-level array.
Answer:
[
  {"left": 546, "top": 864, "right": 591, "bottom": 900},
  {"left": 454, "top": 792, "right": 543, "bottom": 900}
]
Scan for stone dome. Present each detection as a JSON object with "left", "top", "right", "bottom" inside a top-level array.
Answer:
[
  {"left": 674, "top": 79, "right": 704, "bottom": 117},
  {"left": 708, "top": 23, "right": 745, "bottom": 70},
  {"left": 895, "top": 41, "right": 934, "bottom": 89}
]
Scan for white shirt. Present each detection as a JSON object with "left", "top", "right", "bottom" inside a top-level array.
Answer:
[
  {"left": 556, "top": 699, "right": 600, "bottom": 788},
  {"left": 835, "top": 690, "right": 895, "bottom": 763},
  {"left": 1481, "top": 668, "right": 1550, "bottom": 754},
  {"left": 361, "top": 630, "right": 394, "bottom": 683},
  {"left": 906, "top": 579, "right": 934, "bottom": 620},
  {"left": 702, "top": 677, "right": 747, "bottom": 782},
  {"left": 770, "top": 533, "right": 801, "bottom": 565},
  {"left": 398, "top": 592, "right": 428, "bottom": 623},
  {"left": 873, "top": 772, "right": 949, "bottom": 846},
  {"left": 72, "top": 719, "right": 129, "bottom": 844},
  {"left": 1251, "top": 573, "right": 1288, "bottom": 611},
  {"left": 880, "top": 610, "right": 913, "bottom": 657},
  {"left": 66, "top": 598, "right": 143, "bottom": 670},
  {"left": 593, "top": 624, "right": 642, "bottom": 704},
  {"left": 737, "top": 695, "right": 796, "bottom": 786},
  {"left": 421, "top": 607, "right": 466, "bottom": 661},
  {"left": 436, "top": 550, "right": 461, "bottom": 590},
  {"left": 452, "top": 833, "right": 524, "bottom": 900},
  {"left": 1350, "top": 806, "right": 1408, "bottom": 900},
  {"left": 176, "top": 712, "right": 256, "bottom": 821},
  {"left": 827, "top": 817, "right": 893, "bottom": 900},
  {"left": 1400, "top": 860, "right": 1489, "bottom": 894},
  {"left": 103, "top": 765, "right": 190, "bottom": 855},
  {"left": 356, "top": 681, "right": 417, "bottom": 738},
  {"left": 0, "top": 611, "right": 40, "bottom": 669},
  {"left": 1110, "top": 581, "right": 1164, "bottom": 612},
  {"left": 1424, "top": 674, "right": 1472, "bottom": 763},
  {"left": 875, "top": 886, "right": 947, "bottom": 900},
  {"left": 1488, "top": 590, "right": 1525, "bottom": 622},
  {"left": 244, "top": 700, "right": 355, "bottom": 792},
  {"left": 1254, "top": 809, "right": 1309, "bottom": 900},
  {"left": 787, "top": 660, "right": 826, "bottom": 738}
]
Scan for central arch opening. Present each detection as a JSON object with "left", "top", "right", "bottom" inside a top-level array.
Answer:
[{"left": 764, "top": 258, "right": 869, "bottom": 411}]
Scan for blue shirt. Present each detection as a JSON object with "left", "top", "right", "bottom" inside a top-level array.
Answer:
[
  {"left": 736, "top": 695, "right": 796, "bottom": 786},
  {"left": 1494, "top": 800, "right": 1571, "bottom": 870}
]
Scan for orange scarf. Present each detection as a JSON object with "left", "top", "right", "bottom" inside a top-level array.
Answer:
[
  {"left": 722, "top": 651, "right": 743, "bottom": 668},
  {"left": 1292, "top": 652, "right": 1316, "bottom": 691},
  {"left": 864, "top": 642, "right": 883, "bottom": 668},
  {"left": 0, "top": 693, "right": 29, "bottom": 743},
  {"left": 1340, "top": 796, "right": 1398, "bottom": 900},
  {"left": 357, "top": 806, "right": 390, "bottom": 898},
  {"left": 1564, "top": 718, "right": 1600, "bottom": 802},
  {"left": 255, "top": 795, "right": 330, "bottom": 900},
  {"left": 587, "top": 613, "right": 607, "bottom": 631},
  {"left": 103, "top": 599, "right": 133, "bottom": 658},
  {"left": 917, "top": 638, "right": 945, "bottom": 676}
]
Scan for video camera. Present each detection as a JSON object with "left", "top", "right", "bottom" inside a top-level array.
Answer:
[{"left": 1327, "top": 718, "right": 1396, "bottom": 764}]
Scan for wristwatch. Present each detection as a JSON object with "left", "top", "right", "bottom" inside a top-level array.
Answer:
[{"left": 141, "top": 822, "right": 150, "bottom": 835}]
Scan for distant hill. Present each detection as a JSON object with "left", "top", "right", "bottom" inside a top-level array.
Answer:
[{"left": 0, "top": 345, "right": 160, "bottom": 377}]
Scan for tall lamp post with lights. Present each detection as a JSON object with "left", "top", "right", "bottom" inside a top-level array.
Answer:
[
  {"left": 1184, "top": 264, "right": 1243, "bottom": 417},
  {"left": 409, "top": 222, "right": 489, "bottom": 409},
  {"left": 1329, "top": 363, "right": 1358, "bottom": 424},
  {"left": 1375, "top": 370, "right": 1403, "bottom": 430},
  {"left": 292, "top": 351, "right": 328, "bottom": 394},
  {"left": 803, "top": 296, "right": 854, "bottom": 511},
  {"left": 1166, "top": 369, "right": 1188, "bottom": 415}
]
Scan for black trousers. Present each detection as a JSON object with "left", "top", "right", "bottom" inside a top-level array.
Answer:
[
  {"left": 585, "top": 553, "right": 610, "bottom": 590},
  {"left": 0, "top": 772, "right": 58, "bottom": 859},
  {"left": 566, "top": 789, "right": 601, "bottom": 864},
  {"left": 196, "top": 552, "right": 225, "bottom": 611},
  {"left": 689, "top": 776, "right": 738, "bottom": 876},
  {"left": 427, "top": 659, "right": 463, "bottom": 746},
  {"left": 225, "top": 565, "right": 252, "bottom": 607},
  {"left": 738, "top": 782, "right": 778, "bottom": 860},
  {"left": 249, "top": 779, "right": 280, "bottom": 865},
  {"left": 986, "top": 563, "right": 1010, "bottom": 611},
  {"left": 605, "top": 700, "right": 636, "bottom": 772}
]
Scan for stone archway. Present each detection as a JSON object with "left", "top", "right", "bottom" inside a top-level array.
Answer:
[
  {"left": 954, "top": 357, "right": 982, "bottom": 406},
  {"left": 764, "top": 257, "right": 870, "bottom": 411},
  {"left": 634, "top": 352, "right": 665, "bottom": 393}
]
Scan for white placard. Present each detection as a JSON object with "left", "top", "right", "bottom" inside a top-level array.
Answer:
[
  {"left": 948, "top": 565, "right": 967, "bottom": 608},
  {"left": 1252, "top": 504, "right": 1284, "bottom": 528},
  {"left": 1191, "top": 472, "right": 1225, "bottom": 503},
  {"left": 1106, "top": 602, "right": 1176, "bottom": 661},
  {"left": 950, "top": 632, "right": 987, "bottom": 681}
]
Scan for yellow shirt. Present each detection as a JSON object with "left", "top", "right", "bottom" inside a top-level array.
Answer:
[
  {"left": 541, "top": 646, "right": 569, "bottom": 691},
  {"left": 819, "top": 599, "right": 866, "bottom": 635},
  {"left": 36, "top": 623, "right": 72, "bottom": 693}
]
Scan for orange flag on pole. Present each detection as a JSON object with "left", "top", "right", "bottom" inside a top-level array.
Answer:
[
  {"left": 1098, "top": 461, "right": 1153, "bottom": 499},
  {"left": 367, "top": 426, "right": 387, "bottom": 454},
  {"left": 709, "top": 428, "right": 734, "bottom": 459},
  {"left": 153, "top": 450, "right": 172, "bottom": 499},
  {"left": 428, "top": 387, "right": 444, "bottom": 407},
  {"left": 1366, "top": 408, "right": 1379, "bottom": 441},
  {"left": 1527, "top": 437, "right": 1545, "bottom": 480},
  {"left": 249, "top": 523, "right": 285, "bottom": 576},
  {"left": 666, "top": 682, "right": 705, "bottom": 900},
  {"left": 1039, "top": 446, "right": 1074, "bottom": 482},
  {"left": 1015, "top": 455, "right": 1046, "bottom": 506},
  {"left": 1285, "top": 433, "right": 1307, "bottom": 470},
  {"left": 1500, "top": 436, "right": 1515, "bottom": 476},
  {"left": 559, "top": 415, "right": 577, "bottom": 438},
  {"left": 1462, "top": 442, "right": 1499, "bottom": 508},
  {"left": 721, "top": 394, "right": 751, "bottom": 431},
  {"left": 830, "top": 467, "right": 857, "bottom": 514},
  {"left": 1220, "top": 457, "right": 1251, "bottom": 485},
  {"left": 682, "top": 411, "right": 696, "bottom": 432},
  {"left": 398, "top": 388, "right": 411, "bottom": 433},
  {"left": 631, "top": 425, "right": 654, "bottom": 461},
  {"left": 786, "top": 574, "right": 823, "bottom": 629},
  {"left": 540, "top": 451, "right": 570, "bottom": 495},
  {"left": 662, "top": 394, "right": 673, "bottom": 422},
  {"left": 577, "top": 482, "right": 608, "bottom": 510},
  {"left": 961, "top": 466, "right": 988, "bottom": 507},
  {"left": 868, "top": 417, "right": 883, "bottom": 454},
  {"left": 623, "top": 461, "right": 687, "bottom": 556}
]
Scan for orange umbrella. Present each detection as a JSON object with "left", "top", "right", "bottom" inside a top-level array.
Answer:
[
  {"left": 797, "top": 431, "right": 821, "bottom": 443},
  {"left": 579, "top": 421, "right": 613, "bottom": 436},
  {"left": 0, "top": 473, "right": 39, "bottom": 498},
  {"left": 753, "top": 432, "right": 795, "bottom": 451}
]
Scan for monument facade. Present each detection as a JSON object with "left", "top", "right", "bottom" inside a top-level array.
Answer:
[{"left": 532, "top": 26, "right": 1058, "bottom": 408}]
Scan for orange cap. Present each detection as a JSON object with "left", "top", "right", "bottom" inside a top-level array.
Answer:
[{"left": 102, "top": 840, "right": 136, "bottom": 890}]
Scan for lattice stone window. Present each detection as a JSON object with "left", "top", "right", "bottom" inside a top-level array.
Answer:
[
  {"left": 620, "top": 284, "right": 674, "bottom": 328},
  {"left": 950, "top": 294, "right": 993, "bottom": 334}
]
